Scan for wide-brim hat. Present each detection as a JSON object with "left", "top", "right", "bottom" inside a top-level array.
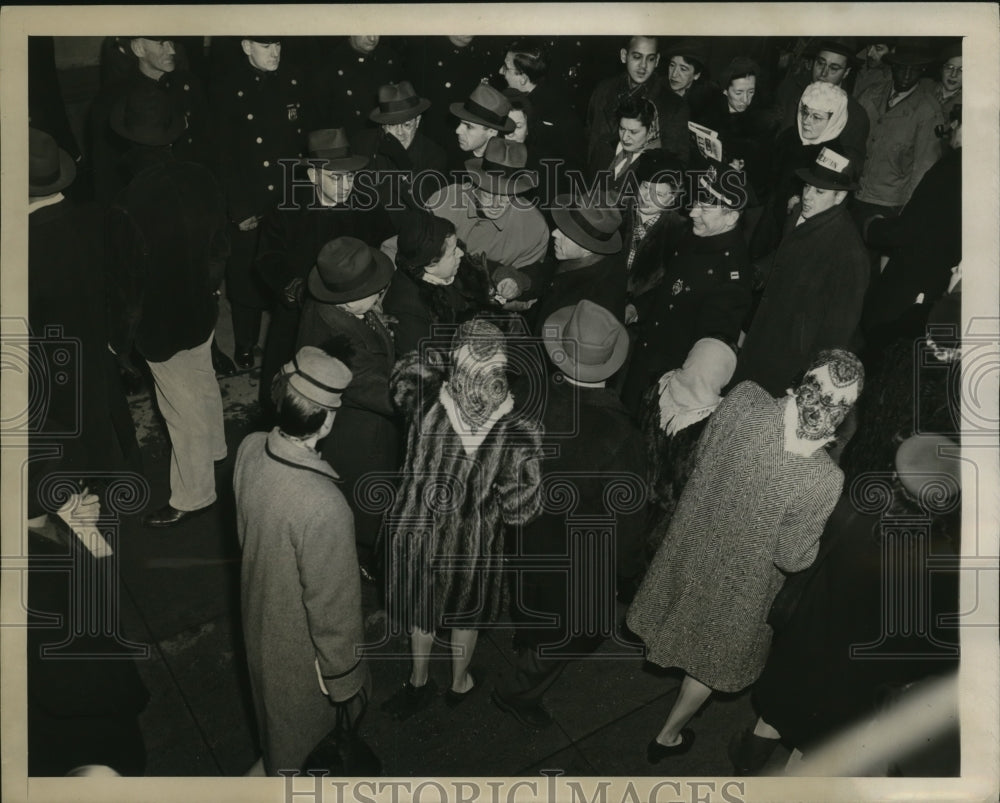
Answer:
[
  {"left": 29, "top": 127, "right": 76, "bottom": 196},
  {"left": 110, "top": 84, "right": 186, "bottom": 147},
  {"left": 465, "top": 138, "right": 537, "bottom": 196},
  {"left": 543, "top": 299, "right": 629, "bottom": 382},
  {"left": 301, "top": 128, "right": 369, "bottom": 173},
  {"left": 308, "top": 236, "right": 394, "bottom": 304},
  {"left": 450, "top": 84, "right": 515, "bottom": 134},
  {"left": 369, "top": 81, "right": 431, "bottom": 124},
  {"left": 551, "top": 194, "right": 622, "bottom": 254},
  {"left": 795, "top": 147, "right": 859, "bottom": 191},
  {"left": 884, "top": 40, "right": 937, "bottom": 66}
]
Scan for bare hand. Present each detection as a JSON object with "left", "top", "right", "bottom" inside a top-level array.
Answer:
[
  {"left": 787, "top": 195, "right": 800, "bottom": 213},
  {"left": 625, "top": 303, "right": 638, "bottom": 325},
  {"left": 238, "top": 215, "right": 262, "bottom": 232},
  {"left": 57, "top": 489, "right": 102, "bottom": 528},
  {"left": 495, "top": 277, "right": 521, "bottom": 301}
]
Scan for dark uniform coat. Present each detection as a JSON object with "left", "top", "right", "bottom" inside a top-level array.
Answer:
[
  {"left": 732, "top": 201, "right": 870, "bottom": 397},
  {"left": 309, "top": 40, "right": 400, "bottom": 134},
  {"left": 235, "top": 428, "right": 368, "bottom": 775},
  {"left": 627, "top": 381, "right": 843, "bottom": 692},
  {"left": 622, "top": 226, "right": 752, "bottom": 414},
  {"left": 296, "top": 301, "right": 398, "bottom": 550}
]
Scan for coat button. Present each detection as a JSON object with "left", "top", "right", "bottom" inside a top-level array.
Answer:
[
  {"left": 338, "top": 69, "right": 344, "bottom": 76},
  {"left": 247, "top": 113, "right": 254, "bottom": 120},
  {"left": 297, "top": 128, "right": 302, "bottom": 134},
  {"left": 267, "top": 184, "right": 274, "bottom": 191},
  {"left": 291, "top": 79, "right": 297, "bottom": 85},
  {"left": 183, "top": 84, "right": 190, "bottom": 91},
  {"left": 445, "top": 81, "right": 452, "bottom": 88},
  {"left": 437, "top": 61, "right": 443, "bottom": 66},
  {"left": 237, "top": 90, "right": 243, "bottom": 97},
  {"left": 256, "top": 136, "right": 263, "bottom": 144},
  {"left": 724, "top": 251, "right": 729, "bottom": 256},
  {"left": 707, "top": 268, "right": 713, "bottom": 274},
  {"left": 263, "top": 160, "right": 270, "bottom": 167},
  {"left": 668, "top": 304, "right": 674, "bottom": 310},
  {"left": 346, "top": 89, "right": 353, "bottom": 96}
]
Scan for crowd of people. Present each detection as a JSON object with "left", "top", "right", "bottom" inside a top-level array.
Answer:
[{"left": 25, "top": 33, "right": 964, "bottom": 778}]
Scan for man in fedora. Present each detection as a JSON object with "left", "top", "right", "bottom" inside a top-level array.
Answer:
[
  {"left": 308, "top": 35, "right": 400, "bottom": 135},
  {"left": 235, "top": 344, "right": 371, "bottom": 775},
  {"left": 731, "top": 147, "right": 869, "bottom": 397},
  {"left": 854, "top": 39, "right": 944, "bottom": 234},
  {"left": 255, "top": 128, "right": 393, "bottom": 419},
  {"left": 621, "top": 164, "right": 752, "bottom": 415},
  {"left": 493, "top": 299, "right": 645, "bottom": 729},
  {"left": 105, "top": 84, "right": 230, "bottom": 528},
  {"left": 209, "top": 37, "right": 308, "bottom": 370},
  {"left": 296, "top": 237, "right": 398, "bottom": 575},
  {"left": 29, "top": 127, "right": 140, "bottom": 476},
  {"left": 426, "top": 137, "right": 548, "bottom": 274},
  {"left": 353, "top": 81, "right": 447, "bottom": 213},
  {"left": 447, "top": 83, "right": 516, "bottom": 172},
  {"left": 531, "top": 194, "right": 628, "bottom": 330}
]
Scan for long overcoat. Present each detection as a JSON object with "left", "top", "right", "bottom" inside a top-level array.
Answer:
[
  {"left": 235, "top": 428, "right": 367, "bottom": 775},
  {"left": 626, "top": 381, "right": 843, "bottom": 692}
]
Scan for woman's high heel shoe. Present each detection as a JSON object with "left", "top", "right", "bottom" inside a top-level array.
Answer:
[{"left": 647, "top": 728, "right": 696, "bottom": 764}]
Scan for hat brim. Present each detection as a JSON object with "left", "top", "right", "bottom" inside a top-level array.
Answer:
[
  {"left": 794, "top": 167, "right": 859, "bottom": 192},
  {"left": 449, "top": 101, "right": 515, "bottom": 134},
  {"left": 551, "top": 206, "right": 623, "bottom": 255},
  {"left": 465, "top": 161, "right": 538, "bottom": 196},
  {"left": 542, "top": 304, "right": 630, "bottom": 382},
  {"left": 29, "top": 147, "right": 76, "bottom": 196},
  {"left": 307, "top": 249, "right": 394, "bottom": 304},
  {"left": 883, "top": 52, "right": 936, "bottom": 66},
  {"left": 109, "top": 98, "right": 186, "bottom": 146},
  {"left": 300, "top": 154, "right": 370, "bottom": 173},
  {"left": 369, "top": 98, "right": 431, "bottom": 124}
]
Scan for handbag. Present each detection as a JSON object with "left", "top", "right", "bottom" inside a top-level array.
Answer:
[{"left": 302, "top": 688, "right": 382, "bottom": 777}]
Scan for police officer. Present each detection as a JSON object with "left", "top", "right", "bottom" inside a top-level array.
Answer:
[
  {"left": 210, "top": 37, "right": 308, "bottom": 370},
  {"left": 621, "top": 165, "right": 753, "bottom": 416},
  {"left": 309, "top": 36, "right": 400, "bottom": 136}
]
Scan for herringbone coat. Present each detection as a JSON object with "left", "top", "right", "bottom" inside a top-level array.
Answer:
[{"left": 626, "top": 381, "right": 842, "bottom": 692}]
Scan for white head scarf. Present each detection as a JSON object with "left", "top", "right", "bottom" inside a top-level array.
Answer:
[
  {"left": 796, "top": 81, "right": 849, "bottom": 145},
  {"left": 657, "top": 338, "right": 737, "bottom": 436}
]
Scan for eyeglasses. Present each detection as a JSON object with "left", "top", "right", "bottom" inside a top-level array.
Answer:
[
  {"left": 799, "top": 105, "right": 833, "bottom": 124},
  {"left": 943, "top": 65, "right": 963, "bottom": 75}
]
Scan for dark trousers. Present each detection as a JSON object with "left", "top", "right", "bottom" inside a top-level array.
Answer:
[
  {"left": 850, "top": 198, "right": 902, "bottom": 280},
  {"left": 227, "top": 224, "right": 268, "bottom": 349},
  {"left": 499, "top": 647, "right": 568, "bottom": 707},
  {"left": 258, "top": 304, "right": 302, "bottom": 419}
]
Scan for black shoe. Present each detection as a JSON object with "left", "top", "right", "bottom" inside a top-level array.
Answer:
[
  {"left": 490, "top": 690, "right": 553, "bottom": 729},
  {"left": 142, "top": 502, "right": 214, "bottom": 528},
  {"left": 380, "top": 679, "right": 438, "bottom": 721},
  {"left": 445, "top": 668, "right": 483, "bottom": 708},
  {"left": 647, "top": 728, "right": 696, "bottom": 764},
  {"left": 234, "top": 345, "right": 255, "bottom": 371},
  {"left": 211, "top": 343, "right": 238, "bottom": 377},
  {"left": 727, "top": 727, "right": 779, "bottom": 775}
]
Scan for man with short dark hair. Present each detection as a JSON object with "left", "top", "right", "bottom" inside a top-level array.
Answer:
[
  {"left": 852, "top": 38, "right": 896, "bottom": 98},
  {"left": 446, "top": 83, "right": 516, "bottom": 171}
]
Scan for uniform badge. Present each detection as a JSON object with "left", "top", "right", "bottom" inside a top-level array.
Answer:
[
  {"left": 730, "top": 271, "right": 740, "bottom": 280},
  {"left": 287, "top": 103, "right": 299, "bottom": 121},
  {"left": 671, "top": 279, "right": 684, "bottom": 295}
]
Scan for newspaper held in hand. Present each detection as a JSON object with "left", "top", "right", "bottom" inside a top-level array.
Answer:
[{"left": 689, "top": 121, "right": 723, "bottom": 163}]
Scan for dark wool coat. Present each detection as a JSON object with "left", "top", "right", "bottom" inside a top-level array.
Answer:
[
  {"left": 513, "top": 377, "right": 647, "bottom": 654},
  {"left": 386, "top": 352, "right": 544, "bottom": 633},
  {"left": 296, "top": 300, "right": 399, "bottom": 549},
  {"left": 531, "top": 252, "right": 628, "bottom": 333},
  {"left": 524, "top": 79, "right": 587, "bottom": 171},
  {"left": 235, "top": 429, "right": 367, "bottom": 775},
  {"left": 862, "top": 147, "right": 961, "bottom": 341},
  {"left": 622, "top": 226, "right": 752, "bottom": 415},
  {"left": 106, "top": 151, "right": 230, "bottom": 362},
  {"left": 626, "top": 382, "right": 843, "bottom": 692},
  {"left": 752, "top": 492, "right": 959, "bottom": 750},
  {"left": 586, "top": 72, "right": 690, "bottom": 174},
  {"left": 622, "top": 207, "right": 688, "bottom": 303},
  {"left": 732, "top": 201, "right": 870, "bottom": 397}
]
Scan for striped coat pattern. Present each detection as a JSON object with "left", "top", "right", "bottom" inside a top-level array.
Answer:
[
  {"left": 386, "top": 353, "right": 544, "bottom": 633},
  {"left": 626, "top": 381, "right": 843, "bottom": 692}
]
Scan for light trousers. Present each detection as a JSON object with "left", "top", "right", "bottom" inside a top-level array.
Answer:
[{"left": 146, "top": 332, "right": 227, "bottom": 510}]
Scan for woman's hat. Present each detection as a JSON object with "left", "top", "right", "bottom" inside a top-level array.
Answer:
[
  {"left": 308, "top": 236, "right": 394, "bottom": 304},
  {"left": 280, "top": 346, "right": 353, "bottom": 410},
  {"left": 665, "top": 38, "right": 710, "bottom": 68},
  {"left": 465, "top": 138, "right": 538, "bottom": 196},
  {"left": 551, "top": 194, "right": 623, "bottom": 254},
  {"left": 395, "top": 212, "right": 455, "bottom": 272},
  {"left": 450, "top": 84, "right": 515, "bottom": 134},
  {"left": 894, "top": 434, "right": 961, "bottom": 502},
  {"left": 633, "top": 148, "right": 684, "bottom": 187},
  {"left": 110, "top": 83, "right": 186, "bottom": 146},
  {"left": 369, "top": 81, "right": 431, "bottom": 124},
  {"left": 795, "top": 146, "right": 859, "bottom": 191},
  {"left": 29, "top": 128, "right": 76, "bottom": 196},
  {"left": 884, "top": 39, "right": 937, "bottom": 66},
  {"left": 302, "top": 128, "right": 369, "bottom": 173},
  {"left": 543, "top": 299, "right": 629, "bottom": 382}
]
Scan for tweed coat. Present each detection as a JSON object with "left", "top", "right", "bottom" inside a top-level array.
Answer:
[
  {"left": 235, "top": 428, "right": 367, "bottom": 775},
  {"left": 626, "top": 381, "right": 843, "bottom": 692},
  {"left": 386, "top": 352, "right": 544, "bottom": 633}
]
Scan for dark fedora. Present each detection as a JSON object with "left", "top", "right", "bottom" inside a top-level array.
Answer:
[
  {"left": 795, "top": 146, "right": 859, "bottom": 191},
  {"left": 450, "top": 84, "right": 515, "bottom": 134},
  {"left": 308, "top": 236, "right": 394, "bottom": 304},
  {"left": 301, "top": 128, "right": 369, "bottom": 173},
  {"left": 110, "top": 83, "right": 186, "bottom": 147},
  {"left": 551, "top": 194, "right": 622, "bottom": 255},
  {"left": 369, "top": 81, "right": 431, "bottom": 124},
  {"left": 242, "top": 37, "right": 281, "bottom": 44},
  {"left": 29, "top": 127, "right": 76, "bottom": 196},
  {"left": 543, "top": 299, "right": 629, "bottom": 382},
  {"left": 884, "top": 39, "right": 937, "bottom": 67},
  {"left": 812, "top": 37, "right": 860, "bottom": 63},
  {"left": 465, "top": 138, "right": 538, "bottom": 196}
]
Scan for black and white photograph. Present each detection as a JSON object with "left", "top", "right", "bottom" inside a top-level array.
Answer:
[{"left": 1, "top": 4, "right": 997, "bottom": 803}]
